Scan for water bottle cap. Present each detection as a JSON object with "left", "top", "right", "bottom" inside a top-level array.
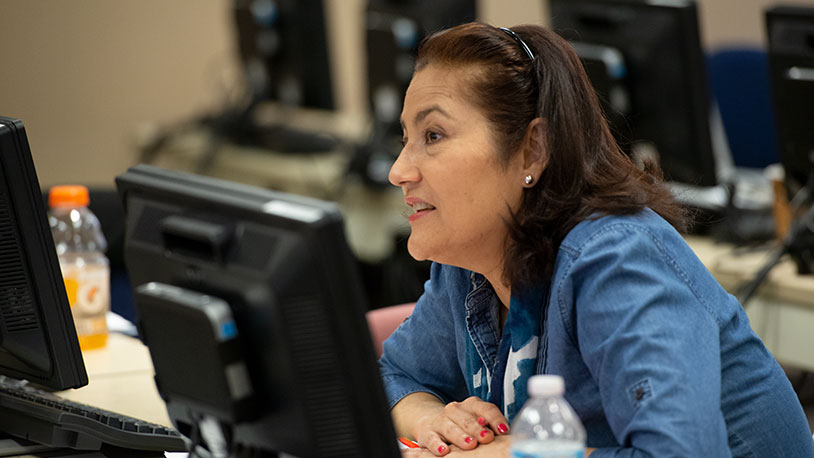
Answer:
[
  {"left": 49, "top": 185, "right": 90, "bottom": 208},
  {"left": 528, "top": 375, "right": 565, "bottom": 397}
]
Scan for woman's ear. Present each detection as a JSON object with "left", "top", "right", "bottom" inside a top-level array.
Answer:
[{"left": 522, "top": 117, "right": 548, "bottom": 178}]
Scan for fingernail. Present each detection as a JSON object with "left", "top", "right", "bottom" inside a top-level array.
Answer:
[
  {"left": 477, "top": 416, "right": 486, "bottom": 426},
  {"left": 498, "top": 423, "right": 509, "bottom": 434},
  {"left": 438, "top": 445, "right": 446, "bottom": 454},
  {"left": 464, "top": 436, "right": 474, "bottom": 444},
  {"left": 480, "top": 429, "right": 489, "bottom": 437}
]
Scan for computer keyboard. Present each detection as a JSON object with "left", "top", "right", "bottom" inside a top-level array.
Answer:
[{"left": 0, "top": 376, "right": 187, "bottom": 452}]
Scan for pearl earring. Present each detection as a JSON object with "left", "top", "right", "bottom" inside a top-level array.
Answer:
[{"left": 524, "top": 175, "right": 534, "bottom": 185}]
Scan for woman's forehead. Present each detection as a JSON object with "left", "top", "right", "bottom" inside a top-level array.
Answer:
[{"left": 403, "top": 65, "right": 481, "bottom": 119}]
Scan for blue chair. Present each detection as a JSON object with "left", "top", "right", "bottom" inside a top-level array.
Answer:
[{"left": 707, "top": 47, "right": 780, "bottom": 169}]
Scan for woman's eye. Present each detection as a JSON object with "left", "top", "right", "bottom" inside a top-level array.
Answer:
[
  {"left": 400, "top": 137, "right": 407, "bottom": 147},
  {"left": 425, "top": 131, "right": 442, "bottom": 144}
]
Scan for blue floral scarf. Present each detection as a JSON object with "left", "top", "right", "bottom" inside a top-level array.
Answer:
[{"left": 465, "top": 285, "right": 546, "bottom": 421}]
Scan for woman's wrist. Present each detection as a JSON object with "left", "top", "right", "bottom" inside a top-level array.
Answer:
[{"left": 391, "top": 391, "right": 445, "bottom": 438}]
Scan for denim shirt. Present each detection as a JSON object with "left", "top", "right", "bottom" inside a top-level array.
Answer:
[{"left": 379, "top": 210, "right": 814, "bottom": 457}]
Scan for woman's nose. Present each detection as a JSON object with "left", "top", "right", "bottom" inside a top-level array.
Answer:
[{"left": 388, "top": 147, "right": 420, "bottom": 187}]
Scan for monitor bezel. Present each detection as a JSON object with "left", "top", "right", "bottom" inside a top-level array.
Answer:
[
  {"left": 116, "top": 164, "right": 401, "bottom": 458},
  {"left": 0, "top": 116, "right": 87, "bottom": 390},
  {"left": 549, "top": 0, "right": 717, "bottom": 187}
]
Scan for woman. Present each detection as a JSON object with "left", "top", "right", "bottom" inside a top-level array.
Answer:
[{"left": 379, "top": 22, "right": 814, "bottom": 457}]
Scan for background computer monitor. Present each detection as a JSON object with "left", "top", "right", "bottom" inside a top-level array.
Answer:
[
  {"left": 175, "top": 0, "right": 339, "bottom": 159},
  {"left": 354, "top": 0, "right": 476, "bottom": 187},
  {"left": 0, "top": 116, "right": 87, "bottom": 390},
  {"left": 766, "top": 5, "right": 814, "bottom": 197},
  {"left": 549, "top": 0, "right": 717, "bottom": 187},
  {"left": 233, "top": 0, "right": 334, "bottom": 111},
  {"left": 116, "top": 164, "right": 400, "bottom": 458},
  {"left": 365, "top": 0, "right": 476, "bottom": 130}
]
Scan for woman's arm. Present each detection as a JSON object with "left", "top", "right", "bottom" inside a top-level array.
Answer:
[
  {"left": 380, "top": 264, "right": 509, "bottom": 455},
  {"left": 566, "top": 223, "right": 730, "bottom": 456}
]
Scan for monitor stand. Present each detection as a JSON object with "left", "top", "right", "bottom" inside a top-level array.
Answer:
[
  {"left": 192, "top": 99, "right": 338, "bottom": 174},
  {"left": 137, "top": 98, "right": 339, "bottom": 174}
]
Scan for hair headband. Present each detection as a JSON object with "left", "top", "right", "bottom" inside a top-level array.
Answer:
[{"left": 499, "top": 27, "right": 535, "bottom": 61}]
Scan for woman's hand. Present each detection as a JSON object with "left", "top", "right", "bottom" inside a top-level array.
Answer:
[
  {"left": 410, "top": 396, "right": 510, "bottom": 455},
  {"left": 402, "top": 434, "right": 511, "bottom": 457}
]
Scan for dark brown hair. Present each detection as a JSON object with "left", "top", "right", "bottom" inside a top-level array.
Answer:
[{"left": 414, "top": 22, "right": 689, "bottom": 288}]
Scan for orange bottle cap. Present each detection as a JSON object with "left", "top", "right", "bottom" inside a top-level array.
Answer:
[{"left": 49, "top": 185, "right": 90, "bottom": 208}]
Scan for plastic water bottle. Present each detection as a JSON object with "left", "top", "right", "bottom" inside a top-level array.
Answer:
[
  {"left": 48, "top": 185, "right": 110, "bottom": 350},
  {"left": 510, "top": 375, "right": 586, "bottom": 458}
]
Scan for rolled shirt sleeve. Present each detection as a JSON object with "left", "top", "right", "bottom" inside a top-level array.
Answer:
[{"left": 379, "top": 263, "right": 470, "bottom": 410}]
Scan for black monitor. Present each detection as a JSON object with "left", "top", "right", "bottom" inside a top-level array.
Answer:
[
  {"left": 0, "top": 116, "right": 87, "bottom": 391},
  {"left": 138, "top": 0, "right": 337, "bottom": 167},
  {"left": 115, "top": 164, "right": 400, "bottom": 458},
  {"left": 233, "top": 0, "right": 334, "bottom": 111},
  {"left": 766, "top": 5, "right": 814, "bottom": 197},
  {"left": 549, "top": 0, "right": 717, "bottom": 187},
  {"left": 189, "top": 0, "right": 339, "bottom": 157},
  {"left": 366, "top": 0, "right": 476, "bottom": 130},
  {"left": 354, "top": 0, "right": 476, "bottom": 186}
]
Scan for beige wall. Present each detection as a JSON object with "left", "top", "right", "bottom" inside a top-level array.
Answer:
[
  {"left": 0, "top": 1, "right": 237, "bottom": 187},
  {"left": 1, "top": 0, "right": 812, "bottom": 188}
]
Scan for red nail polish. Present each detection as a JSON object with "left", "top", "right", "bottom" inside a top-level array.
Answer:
[
  {"left": 498, "top": 423, "right": 509, "bottom": 434},
  {"left": 465, "top": 436, "right": 473, "bottom": 444},
  {"left": 480, "top": 429, "right": 489, "bottom": 437},
  {"left": 477, "top": 416, "right": 486, "bottom": 426},
  {"left": 438, "top": 445, "right": 446, "bottom": 454}
]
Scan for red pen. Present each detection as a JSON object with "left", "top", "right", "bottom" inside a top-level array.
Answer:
[{"left": 398, "top": 437, "right": 420, "bottom": 448}]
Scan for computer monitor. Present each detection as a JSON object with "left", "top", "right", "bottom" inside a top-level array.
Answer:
[
  {"left": 355, "top": 0, "right": 476, "bottom": 186},
  {"left": 549, "top": 0, "right": 717, "bottom": 187},
  {"left": 138, "top": 0, "right": 337, "bottom": 166},
  {"left": 186, "top": 0, "right": 340, "bottom": 157},
  {"left": 233, "top": 0, "right": 334, "bottom": 111},
  {"left": 366, "top": 0, "right": 476, "bottom": 130},
  {"left": 0, "top": 116, "right": 87, "bottom": 391},
  {"left": 115, "top": 164, "right": 400, "bottom": 458},
  {"left": 766, "top": 5, "right": 814, "bottom": 197}
]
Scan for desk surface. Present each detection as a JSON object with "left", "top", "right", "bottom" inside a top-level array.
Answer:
[{"left": 57, "top": 333, "right": 171, "bottom": 427}]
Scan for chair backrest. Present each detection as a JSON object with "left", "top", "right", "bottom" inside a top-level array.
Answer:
[
  {"left": 707, "top": 47, "right": 779, "bottom": 169},
  {"left": 366, "top": 303, "right": 415, "bottom": 358}
]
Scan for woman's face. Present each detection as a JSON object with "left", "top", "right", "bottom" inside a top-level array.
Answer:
[{"left": 389, "top": 64, "right": 528, "bottom": 275}]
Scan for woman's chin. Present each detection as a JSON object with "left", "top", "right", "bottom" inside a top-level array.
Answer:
[{"left": 406, "top": 237, "right": 432, "bottom": 262}]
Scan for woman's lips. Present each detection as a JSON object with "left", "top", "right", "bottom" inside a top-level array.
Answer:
[
  {"left": 405, "top": 197, "right": 436, "bottom": 222},
  {"left": 408, "top": 207, "right": 435, "bottom": 222}
]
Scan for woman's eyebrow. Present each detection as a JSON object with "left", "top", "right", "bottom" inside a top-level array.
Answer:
[
  {"left": 414, "top": 105, "right": 452, "bottom": 124},
  {"left": 400, "top": 105, "right": 453, "bottom": 132}
]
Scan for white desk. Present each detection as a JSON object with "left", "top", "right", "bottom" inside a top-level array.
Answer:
[{"left": 57, "top": 333, "right": 171, "bottom": 427}]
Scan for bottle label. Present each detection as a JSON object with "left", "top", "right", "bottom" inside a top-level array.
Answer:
[
  {"left": 62, "top": 264, "right": 110, "bottom": 317},
  {"left": 61, "top": 262, "right": 110, "bottom": 349}
]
